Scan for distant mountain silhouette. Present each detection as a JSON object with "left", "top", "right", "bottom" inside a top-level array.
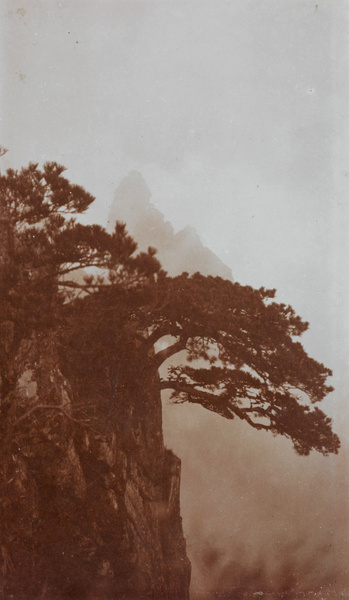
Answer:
[{"left": 108, "top": 171, "right": 233, "bottom": 280}]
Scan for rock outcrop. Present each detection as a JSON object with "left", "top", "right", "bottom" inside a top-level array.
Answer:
[
  {"left": 0, "top": 333, "right": 191, "bottom": 599},
  {"left": 108, "top": 170, "right": 233, "bottom": 281}
]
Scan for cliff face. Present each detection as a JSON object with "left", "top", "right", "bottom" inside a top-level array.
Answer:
[{"left": 0, "top": 333, "right": 191, "bottom": 600}]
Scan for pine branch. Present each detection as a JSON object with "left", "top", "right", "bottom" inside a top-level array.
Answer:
[
  {"left": 160, "top": 379, "right": 272, "bottom": 430},
  {"left": 154, "top": 339, "right": 187, "bottom": 367}
]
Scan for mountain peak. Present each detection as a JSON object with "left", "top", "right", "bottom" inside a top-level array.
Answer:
[{"left": 108, "top": 172, "right": 233, "bottom": 280}]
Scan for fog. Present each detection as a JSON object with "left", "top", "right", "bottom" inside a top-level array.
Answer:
[
  {"left": 1, "top": 0, "right": 348, "bottom": 596},
  {"left": 109, "top": 172, "right": 349, "bottom": 597}
]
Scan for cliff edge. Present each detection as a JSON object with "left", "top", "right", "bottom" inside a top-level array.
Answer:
[{"left": 0, "top": 332, "right": 191, "bottom": 599}]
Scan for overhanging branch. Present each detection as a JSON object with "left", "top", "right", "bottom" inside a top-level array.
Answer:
[
  {"left": 160, "top": 379, "right": 272, "bottom": 430},
  {"left": 154, "top": 339, "right": 187, "bottom": 367}
]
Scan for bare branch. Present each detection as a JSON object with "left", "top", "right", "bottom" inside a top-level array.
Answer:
[{"left": 14, "top": 404, "right": 91, "bottom": 427}]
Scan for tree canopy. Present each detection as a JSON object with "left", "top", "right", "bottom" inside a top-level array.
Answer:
[
  {"left": 0, "top": 162, "right": 340, "bottom": 457},
  {"left": 0, "top": 162, "right": 161, "bottom": 347}
]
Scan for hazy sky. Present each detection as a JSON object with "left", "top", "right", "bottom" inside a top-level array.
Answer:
[
  {"left": 1, "top": 1, "right": 348, "bottom": 372},
  {"left": 1, "top": 1, "right": 349, "bottom": 594}
]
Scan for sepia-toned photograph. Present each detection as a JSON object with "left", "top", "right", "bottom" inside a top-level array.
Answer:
[{"left": 0, "top": 1, "right": 348, "bottom": 599}]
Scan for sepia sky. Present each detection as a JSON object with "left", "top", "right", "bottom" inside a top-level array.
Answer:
[
  {"left": 1, "top": 0, "right": 349, "bottom": 595},
  {"left": 1, "top": 1, "right": 349, "bottom": 376}
]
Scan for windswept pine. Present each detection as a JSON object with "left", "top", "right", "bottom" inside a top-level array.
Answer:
[{"left": 0, "top": 163, "right": 340, "bottom": 599}]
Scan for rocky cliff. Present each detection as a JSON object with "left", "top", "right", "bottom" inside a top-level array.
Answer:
[{"left": 0, "top": 332, "right": 191, "bottom": 600}]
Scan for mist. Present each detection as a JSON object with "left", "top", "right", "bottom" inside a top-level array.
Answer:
[
  {"left": 2, "top": 0, "right": 348, "bottom": 596},
  {"left": 109, "top": 173, "right": 349, "bottom": 598}
]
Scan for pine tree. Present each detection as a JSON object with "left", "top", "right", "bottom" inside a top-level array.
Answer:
[
  {"left": 0, "top": 162, "right": 161, "bottom": 393},
  {"left": 0, "top": 161, "right": 340, "bottom": 599},
  {"left": 0, "top": 161, "right": 339, "bottom": 458},
  {"left": 63, "top": 272, "right": 339, "bottom": 456}
]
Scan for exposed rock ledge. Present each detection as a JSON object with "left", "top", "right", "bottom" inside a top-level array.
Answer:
[{"left": 0, "top": 334, "right": 191, "bottom": 599}]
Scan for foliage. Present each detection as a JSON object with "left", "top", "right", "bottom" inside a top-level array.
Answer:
[
  {"left": 0, "top": 162, "right": 161, "bottom": 391},
  {"left": 0, "top": 163, "right": 166, "bottom": 598},
  {"left": 63, "top": 274, "right": 339, "bottom": 456},
  {"left": 0, "top": 162, "right": 340, "bottom": 456}
]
